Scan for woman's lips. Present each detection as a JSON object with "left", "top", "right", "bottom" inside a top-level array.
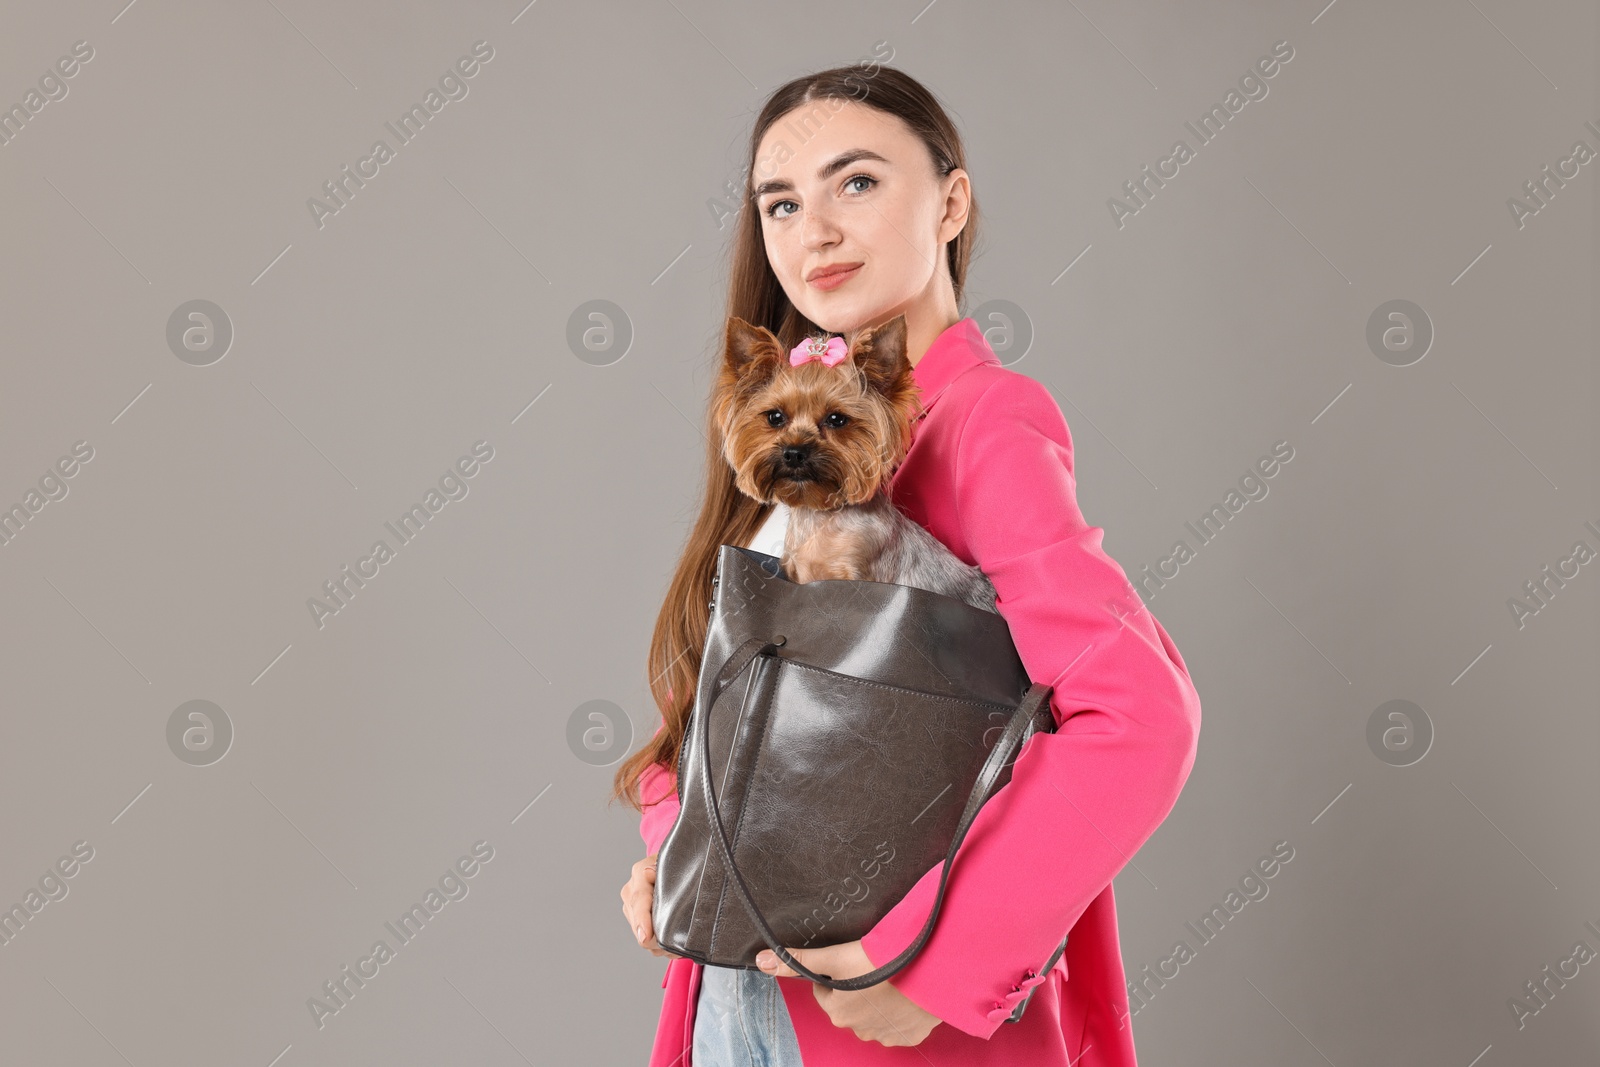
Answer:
[{"left": 808, "top": 264, "right": 861, "bottom": 291}]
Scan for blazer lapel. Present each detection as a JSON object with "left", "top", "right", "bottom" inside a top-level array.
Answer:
[{"left": 910, "top": 317, "right": 1001, "bottom": 430}]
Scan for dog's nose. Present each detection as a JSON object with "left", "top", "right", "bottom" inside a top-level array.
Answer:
[{"left": 782, "top": 446, "right": 809, "bottom": 467}]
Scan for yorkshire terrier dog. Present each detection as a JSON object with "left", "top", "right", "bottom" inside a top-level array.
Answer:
[{"left": 714, "top": 313, "right": 998, "bottom": 614}]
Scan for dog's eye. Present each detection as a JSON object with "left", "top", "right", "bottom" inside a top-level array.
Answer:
[
  {"left": 822, "top": 413, "right": 849, "bottom": 429},
  {"left": 765, "top": 410, "right": 785, "bottom": 427}
]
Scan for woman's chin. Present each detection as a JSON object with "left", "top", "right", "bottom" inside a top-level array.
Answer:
[{"left": 793, "top": 297, "right": 873, "bottom": 335}]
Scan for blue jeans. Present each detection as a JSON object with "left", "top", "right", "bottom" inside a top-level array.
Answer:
[{"left": 693, "top": 965, "right": 804, "bottom": 1066}]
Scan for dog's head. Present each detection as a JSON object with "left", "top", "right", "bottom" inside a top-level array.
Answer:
[{"left": 713, "top": 314, "right": 922, "bottom": 510}]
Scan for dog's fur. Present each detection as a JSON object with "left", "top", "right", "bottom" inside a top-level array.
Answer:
[{"left": 714, "top": 313, "right": 998, "bottom": 614}]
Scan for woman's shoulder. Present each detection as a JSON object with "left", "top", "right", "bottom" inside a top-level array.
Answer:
[
  {"left": 933, "top": 351, "right": 1050, "bottom": 410},
  {"left": 945, "top": 363, "right": 1073, "bottom": 456}
]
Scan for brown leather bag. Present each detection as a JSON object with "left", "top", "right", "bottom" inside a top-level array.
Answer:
[{"left": 651, "top": 543, "right": 1067, "bottom": 1023}]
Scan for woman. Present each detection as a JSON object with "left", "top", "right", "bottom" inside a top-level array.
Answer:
[{"left": 615, "top": 65, "right": 1202, "bottom": 1066}]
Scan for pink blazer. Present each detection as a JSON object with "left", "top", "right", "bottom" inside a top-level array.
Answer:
[{"left": 638, "top": 317, "right": 1202, "bottom": 1066}]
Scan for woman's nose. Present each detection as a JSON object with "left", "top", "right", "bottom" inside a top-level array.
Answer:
[{"left": 799, "top": 206, "right": 840, "bottom": 247}]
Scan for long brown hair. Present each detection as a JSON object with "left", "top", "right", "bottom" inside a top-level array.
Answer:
[{"left": 610, "top": 63, "right": 980, "bottom": 814}]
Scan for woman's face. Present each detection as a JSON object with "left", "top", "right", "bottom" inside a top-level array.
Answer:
[{"left": 752, "top": 100, "right": 968, "bottom": 336}]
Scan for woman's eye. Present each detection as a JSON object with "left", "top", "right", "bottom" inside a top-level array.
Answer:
[
  {"left": 823, "top": 413, "right": 848, "bottom": 429},
  {"left": 762, "top": 176, "right": 876, "bottom": 220},
  {"left": 766, "top": 410, "right": 785, "bottom": 427}
]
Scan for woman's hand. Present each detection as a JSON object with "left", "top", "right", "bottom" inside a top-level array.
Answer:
[
  {"left": 620, "top": 853, "right": 681, "bottom": 958},
  {"left": 756, "top": 940, "right": 941, "bottom": 1047}
]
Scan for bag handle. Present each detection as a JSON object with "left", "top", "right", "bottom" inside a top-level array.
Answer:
[{"left": 696, "top": 634, "right": 1054, "bottom": 991}]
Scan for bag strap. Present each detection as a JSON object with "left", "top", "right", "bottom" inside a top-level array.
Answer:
[{"left": 697, "top": 634, "right": 1055, "bottom": 991}]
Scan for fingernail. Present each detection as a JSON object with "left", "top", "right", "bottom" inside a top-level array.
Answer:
[{"left": 635, "top": 925, "right": 644, "bottom": 941}]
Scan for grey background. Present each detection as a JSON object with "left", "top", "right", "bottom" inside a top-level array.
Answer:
[{"left": 1, "top": 1, "right": 1595, "bottom": 1065}]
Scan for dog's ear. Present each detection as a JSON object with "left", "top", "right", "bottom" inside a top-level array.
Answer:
[
  {"left": 845, "top": 314, "right": 910, "bottom": 395},
  {"left": 723, "top": 316, "right": 785, "bottom": 378}
]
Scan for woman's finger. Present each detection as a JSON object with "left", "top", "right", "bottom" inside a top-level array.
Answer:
[
  {"left": 755, "top": 948, "right": 802, "bottom": 978},
  {"left": 624, "top": 868, "right": 655, "bottom": 945},
  {"left": 631, "top": 896, "right": 653, "bottom": 946},
  {"left": 639, "top": 920, "right": 682, "bottom": 957},
  {"left": 625, "top": 855, "right": 681, "bottom": 958}
]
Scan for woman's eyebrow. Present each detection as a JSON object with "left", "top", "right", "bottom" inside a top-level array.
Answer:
[{"left": 751, "top": 148, "right": 891, "bottom": 200}]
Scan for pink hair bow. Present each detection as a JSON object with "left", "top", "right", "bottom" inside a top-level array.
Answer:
[{"left": 789, "top": 335, "right": 848, "bottom": 368}]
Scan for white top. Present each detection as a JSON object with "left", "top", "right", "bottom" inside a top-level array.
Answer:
[{"left": 747, "top": 500, "right": 790, "bottom": 557}]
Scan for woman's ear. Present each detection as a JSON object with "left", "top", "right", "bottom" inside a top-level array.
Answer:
[{"left": 939, "top": 167, "right": 972, "bottom": 243}]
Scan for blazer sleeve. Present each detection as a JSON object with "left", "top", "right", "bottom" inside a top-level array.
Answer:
[
  {"left": 639, "top": 759, "right": 680, "bottom": 857},
  {"left": 638, "top": 711, "right": 682, "bottom": 857},
  {"left": 857, "top": 371, "right": 1202, "bottom": 1039}
]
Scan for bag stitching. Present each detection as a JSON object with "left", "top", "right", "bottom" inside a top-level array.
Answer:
[
  {"left": 774, "top": 654, "right": 1022, "bottom": 712},
  {"left": 708, "top": 655, "right": 770, "bottom": 959}
]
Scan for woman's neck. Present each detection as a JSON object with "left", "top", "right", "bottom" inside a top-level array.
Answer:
[{"left": 899, "top": 285, "right": 963, "bottom": 370}]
